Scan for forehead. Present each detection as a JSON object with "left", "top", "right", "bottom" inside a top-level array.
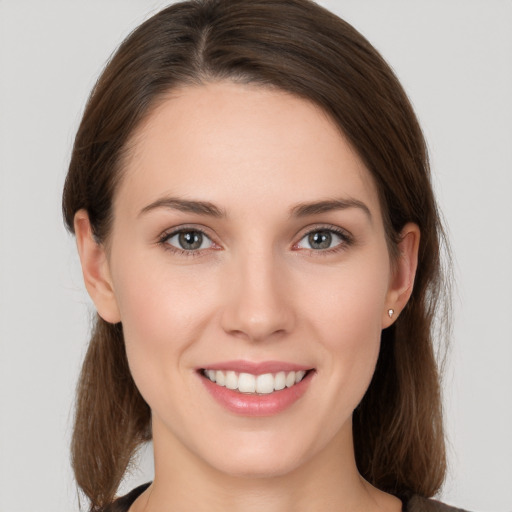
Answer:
[{"left": 115, "top": 81, "right": 381, "bottom": 219}]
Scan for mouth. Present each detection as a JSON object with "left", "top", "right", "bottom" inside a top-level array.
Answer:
[
  {"left": 197, "top": 363, "right": 315, "bottom": 416},
  {"left": 200, "top": 368, "right": 312, "bottom": 395}
]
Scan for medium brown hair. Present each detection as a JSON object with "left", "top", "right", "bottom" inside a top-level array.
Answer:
[{"left": 63, "top": 0, "right": 450, "bottom": 509}]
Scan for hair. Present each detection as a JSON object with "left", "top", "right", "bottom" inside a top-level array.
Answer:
[{"left": 62, "top": 0, "right": 450, "bottom": 509}]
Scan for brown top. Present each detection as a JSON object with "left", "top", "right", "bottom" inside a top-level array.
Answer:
[
  {"left": 404, "top": 494, "right": 470, "bottom": 512},
  {"left": 104, "top": 483, "right": 471, "bottom": 512}
]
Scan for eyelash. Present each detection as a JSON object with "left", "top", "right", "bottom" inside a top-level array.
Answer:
[
  {"left": 157, "top": 225, "right": 353, "bottom": 257},
  {"left": 293, "top": 225, "right": 353, "bottom": 255},
  {"left": 157, "top": 226, "right": 216, "bottom": 258}
]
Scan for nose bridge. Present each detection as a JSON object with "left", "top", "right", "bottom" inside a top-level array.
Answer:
[{"left": 221, "top": 244, "right": 294, "bottom": 341}]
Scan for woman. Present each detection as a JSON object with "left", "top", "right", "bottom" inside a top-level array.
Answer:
[{"left": 62, "top": 0, "right": 463, "bottom": 510}]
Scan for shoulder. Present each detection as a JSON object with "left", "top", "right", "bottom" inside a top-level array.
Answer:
[
  {"left": 101, "top": 483, "right": 151, "bottom": 512},
  {"left": 405, "top": 494, "right": 472, "bottom": 512}
]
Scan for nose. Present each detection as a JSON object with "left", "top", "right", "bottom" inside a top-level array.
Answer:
[{"left": 220, "top": 249, "right": 296, "bottom": 342}]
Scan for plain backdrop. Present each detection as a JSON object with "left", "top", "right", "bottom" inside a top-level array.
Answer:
[{"left": 0, "top": 1, "right": 511, "bottom": 511}]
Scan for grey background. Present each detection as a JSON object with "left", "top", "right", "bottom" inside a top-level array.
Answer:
[{"left": 0, "top": 1, "right": 511, "bottom": 511}]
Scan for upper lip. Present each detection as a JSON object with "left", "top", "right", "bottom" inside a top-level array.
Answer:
[{"left": 197, "top": 360, "right": 313, "bottom": 374}]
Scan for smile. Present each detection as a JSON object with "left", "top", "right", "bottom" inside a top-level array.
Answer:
[
  {"left": 198, "top": 363, "right": 315, "bottom": 416},
  {"left": 201, "top": 369, "right": 309, "bottom": 394}
]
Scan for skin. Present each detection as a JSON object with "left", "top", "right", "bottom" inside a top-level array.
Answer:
[{"left": 75, "top": 82, "right": 419, "bottom": 512}]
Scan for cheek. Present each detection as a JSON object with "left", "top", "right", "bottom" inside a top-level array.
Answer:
[
  {"left": 113, "top": 248, "right": 211, "bottom": 338},
  {"left": 306, "top": 252, "right": 389, "bottom": 334},
  {"left": 109, "top": 253, "right": 213, "bottom": 401},
  {"left": 303, "top": 254, "right": 390, "bottom": 393}
]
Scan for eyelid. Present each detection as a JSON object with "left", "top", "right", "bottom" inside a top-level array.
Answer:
[
  {"left": 157, "top": 224, "right": 221, "bottom": 254},
  {"left": 292, "top": 224, "right": 353, "bottom": 251}
]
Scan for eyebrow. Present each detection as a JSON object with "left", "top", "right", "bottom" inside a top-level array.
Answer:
[
  {"left": 139, "top": 197, "right": 225, "bottom": 218},
  {"left": 290, "top": 198, "right": 372, "bottom": 221},
  {"left": 139, "top": 196, "right": 371, "bottom": 221}
]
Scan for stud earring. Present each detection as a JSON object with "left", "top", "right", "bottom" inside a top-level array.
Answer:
[{"left": 388, "top": 309, "right": 394, "bottom": 318}]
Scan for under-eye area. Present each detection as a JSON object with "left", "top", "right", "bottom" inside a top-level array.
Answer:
[{"left": 200, "top": 369, "right": 315, "bottom": 395}]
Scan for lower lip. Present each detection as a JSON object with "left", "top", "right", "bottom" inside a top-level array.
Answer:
[{"left": 199, "top": 371, "right": 314, "bottom": 417}]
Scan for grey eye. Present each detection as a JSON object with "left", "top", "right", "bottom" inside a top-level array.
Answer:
[
  {"left": 297, "top": 229, "right": 345, "bottom": 250},
  {"left": 166, "top": 230, "right": 213, "bottom": 251},
  {"left": 308, "top": 230, "right": 332, "bottom": 249}
]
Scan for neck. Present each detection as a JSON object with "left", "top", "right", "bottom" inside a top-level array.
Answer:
[{"left": 133, "top": 419, "right": 401, "bottom": 512}]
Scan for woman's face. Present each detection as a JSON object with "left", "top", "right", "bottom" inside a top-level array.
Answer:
[{"left": 81, "top": 82, "right": 416, "bottom": 478}]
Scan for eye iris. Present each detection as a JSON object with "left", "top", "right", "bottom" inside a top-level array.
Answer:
[
  {"left": 308, "top": 230, "right": 332, "bottom": 249},
  {"left": 178, "top": 231, "right": 203, "bottom": 250}
]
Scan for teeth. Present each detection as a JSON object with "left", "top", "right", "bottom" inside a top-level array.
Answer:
[
  {"left": 295, "top": 370, "right": 306, "bottom": 383},
  {"left": 239, "top": 372, "right": 256, "bottom": 393},
  {"left": 215, "top": 370, "right": 225, "bottom": 386},
  {"left": 203, "top": 369, "right": 308, "bottom": 394},
  {"left": 274, "top": 371, "right": 286, "bottom": 391},
  {"left": 256, "top": 373, "right": 274, "bottom": 394},
  {"left": 225, "top": 371, "right": 238, "bottom": 390}
]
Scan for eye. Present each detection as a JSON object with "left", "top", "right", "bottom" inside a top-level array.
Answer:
[
  {"left": 295, "top": 228, "right": 350, "bottom": 251},
  {"left": 163, "top": 229, "right": 214, "bottom": 251}
]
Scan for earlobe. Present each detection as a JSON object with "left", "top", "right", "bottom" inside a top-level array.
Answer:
[
  {"left": 74, "top": 210, "right": 121, "bottom": 324},
  {"left": 382, "top": 223, "right": 420, "bottom": 328}
]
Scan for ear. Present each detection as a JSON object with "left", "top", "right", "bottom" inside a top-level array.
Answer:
[
  {"left": 382, "top": 222, "right": 420, "bottom": 328},
  {"left": 74, "top": 210, "right": 121, "bottom": 324}
]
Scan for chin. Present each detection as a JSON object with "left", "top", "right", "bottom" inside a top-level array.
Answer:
[
  {"left": 208, "top": 451, "right": 303, "bottom": 480},
  {"left": 195, "top": 429, "right": 319, "bottom": 480}
]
